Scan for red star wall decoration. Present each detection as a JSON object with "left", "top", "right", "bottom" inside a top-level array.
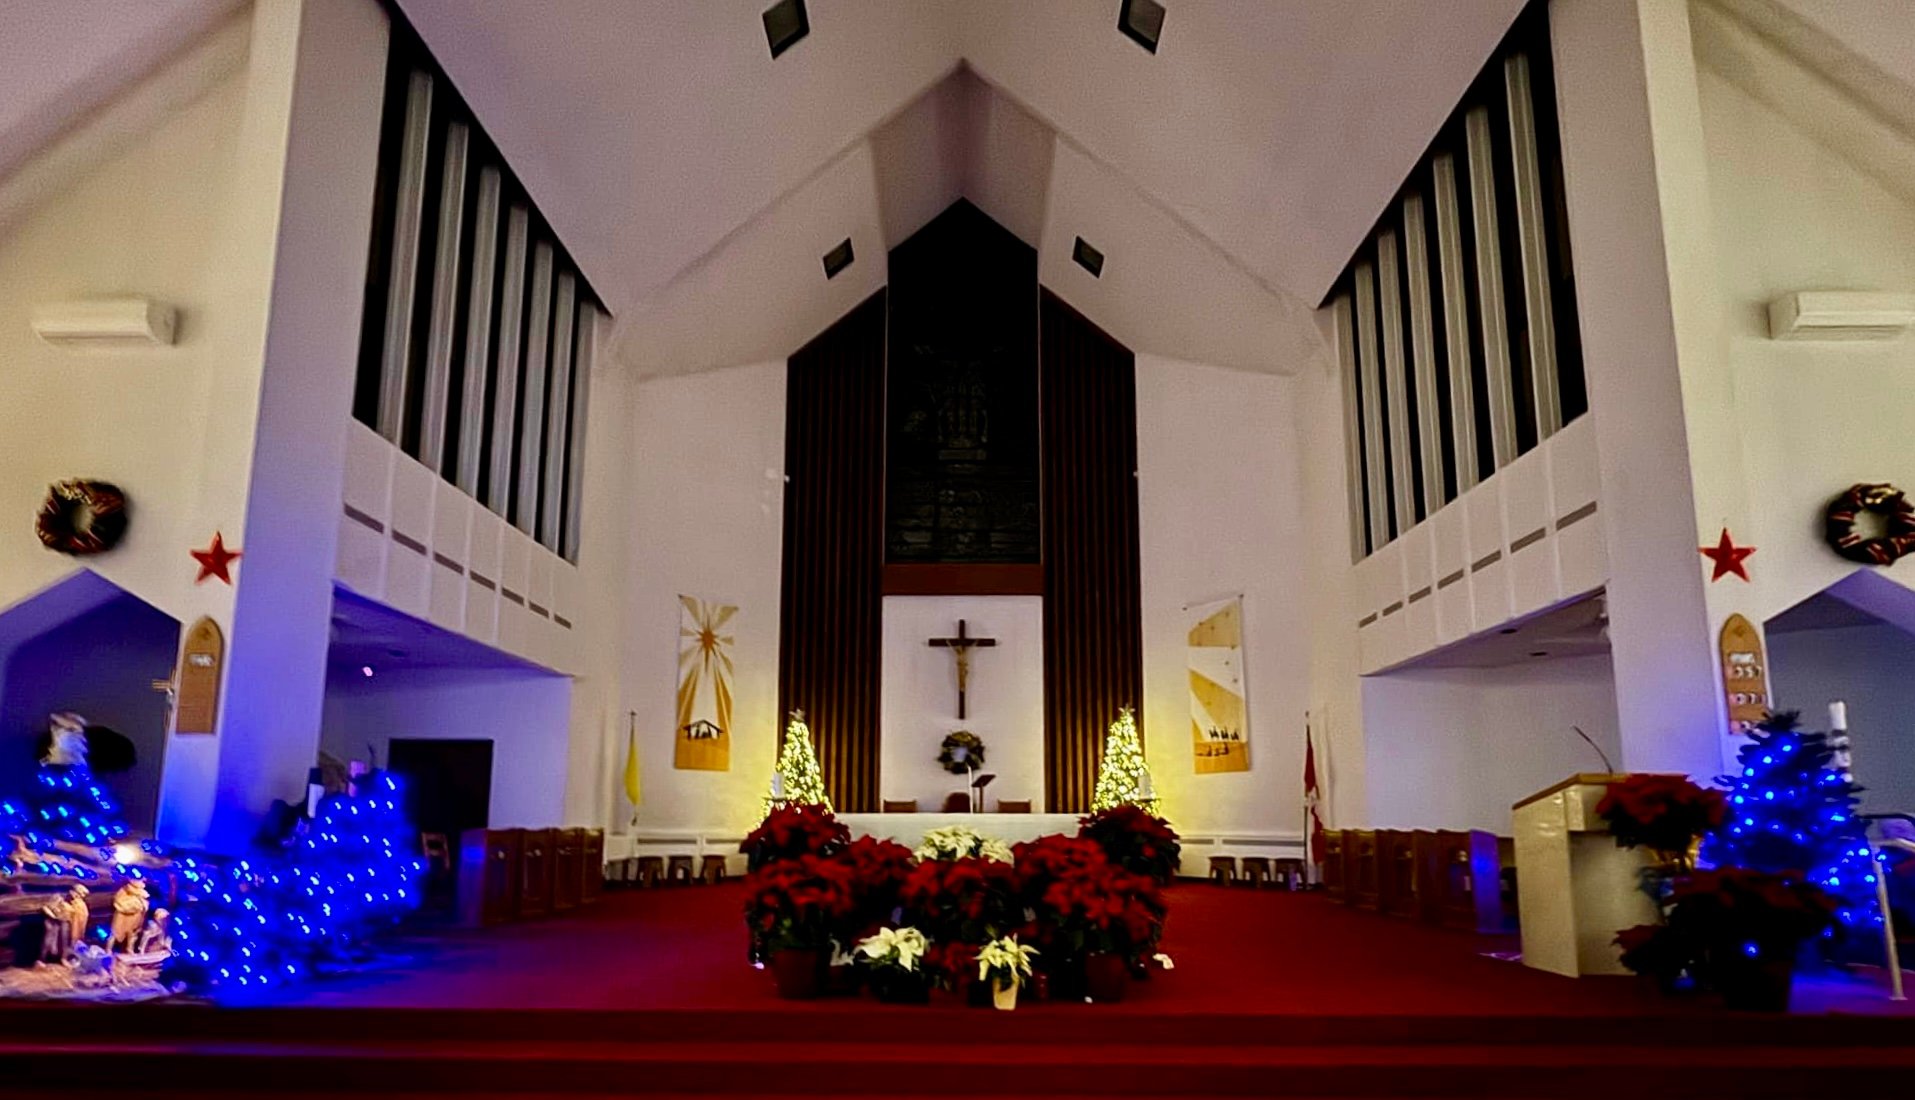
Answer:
[
  {"left": 191, "top": 532, "right": 242, "bottom": 585},
  {"left": 1700, "top": 528, "right": 1755, "bottom": 582}
]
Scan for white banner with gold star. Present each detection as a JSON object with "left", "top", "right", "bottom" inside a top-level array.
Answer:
[{"left": 675, "top": 595, "right": 736, "bottom": 771}]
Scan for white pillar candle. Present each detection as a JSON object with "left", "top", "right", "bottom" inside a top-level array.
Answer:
[{"left": 1829, "top": 701, "right": 1848, "bottom": 731}]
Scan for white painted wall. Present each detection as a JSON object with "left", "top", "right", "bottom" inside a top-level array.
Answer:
[
  {"left": 621, "top": 362, "right": 787, "bottom": 838},
  {"left": 0, "top": 61, "right": 253, "bottom": 627},
  {"left": 1362, "top": 654, "right": 1624, "bottom": 834},
  {"left": 1767, "top": 624, "right": 1915, "bottom": 817},
  {"left": 1135, "top": 355, "right": 1311, "bottom": 839},
  {"left": 879, "top": 595, "right": 1044, "bottom": 811},
  {"left": 319, "top": 664, "right": 573, "bottom": 829},
  {"left": 1695, "top": 56, "right": 1915, "bottom": 618}
]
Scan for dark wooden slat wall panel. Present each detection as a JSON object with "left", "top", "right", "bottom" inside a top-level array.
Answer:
[
  {"left": 1039, "top": 289, "right": 1144, "bottom": 813},
  {"left": 779, "top": 291, "right": 887, "bottom": 812}
]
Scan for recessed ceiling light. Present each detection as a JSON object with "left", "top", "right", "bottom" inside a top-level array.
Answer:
[
  {"left": 822, "top": 238, "right": 854, "bottom": 279},
  {"left": 763, "top": 0, "right": 809, "bottom": 59},
  {"left": 1072, "top": 237, "right": 1105, "bottom": 278},
  {"left": 1118, "top": 0, "right": 1166, "bottom": 54}
]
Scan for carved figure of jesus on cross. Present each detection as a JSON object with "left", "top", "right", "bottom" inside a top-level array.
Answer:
[{"left": 927, "top": 619, "right": 996, "bottom": 720}]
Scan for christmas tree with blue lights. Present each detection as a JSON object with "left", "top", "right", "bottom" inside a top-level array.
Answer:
[
  {"left": 1, "top": 718, "right": 133, "bottom": 883},
  {"left": 1708, "top": 711, "right": 1880, "bottom": 929},
  {"left": 170, "top": 771, "right": 425, "bottom": 990}
]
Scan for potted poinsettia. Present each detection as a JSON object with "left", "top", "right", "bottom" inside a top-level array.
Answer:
[
  {"left": 976, "top": 936, "right": 1038, "bottom": 1011},
  {"left": 1078, "top": 804, "right": 1183, "bottom": 884},
  {"left": 741, "top": 804, "right": 851, "bottom": 870},
  {"left": 856, "top": 925, "right": 932, "bottom": 1003},
  {"left": 741, "top": 854, "right": 856, "bottom": 999},
  {"left": 1596, "top": 774, "right": 1727, "bottom": 873},
  {"left": 1616, "top": 868, "right": 1840, "bottom": 1011}
]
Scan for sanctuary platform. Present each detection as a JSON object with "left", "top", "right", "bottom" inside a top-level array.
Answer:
[
  {"left": 8, "top": 884, "right": 1912, "bottom": 1098},
  {"left": 837, "top": 811, "right": 1078, "bottom": 847}
]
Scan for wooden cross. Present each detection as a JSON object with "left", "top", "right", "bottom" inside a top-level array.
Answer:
[{"left": 927, "top": 619, "right": 996, "bottom": 720}]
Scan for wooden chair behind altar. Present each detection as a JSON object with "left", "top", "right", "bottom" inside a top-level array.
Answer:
[
  {"left": 940, "top": 792, "right": 971, "bottom": 813},
  {"left": 882, "top": 799, "right": 918, "bottom": 813},
  {"left": 996, "top": 800, "right": 1032, "bottom": 813}
]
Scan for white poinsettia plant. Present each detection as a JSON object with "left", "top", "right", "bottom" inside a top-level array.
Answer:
[
  {"left": 856, "top": 926, "right": 928, "bottom": 972},
  {"left": 915, "top": 825, "right": 1014, "bottom": 863},
  {"left": 975, "top": 936, "right": 1038, "bottom": 988}
]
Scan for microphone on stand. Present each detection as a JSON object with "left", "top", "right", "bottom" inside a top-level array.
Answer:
[{"left": 1570, "top": 726, "right": 1616, "bottom": 774}]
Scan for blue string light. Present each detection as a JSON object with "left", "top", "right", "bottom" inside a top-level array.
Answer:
[{"left": 167, "top": 773, "right": 424, "bottom": 991}]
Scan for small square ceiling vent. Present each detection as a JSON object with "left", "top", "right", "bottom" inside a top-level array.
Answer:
[
  {"left": 763, "top": 0, "right": 809, "bottom": 59},
  {"left": 1072, "top": 237, "right": 1105, "bottom": 278},
  {"left": 822, "top": 238, "right": 855, "bottom": 279},
  {"left": 1119, "top": 0, "right": 1166, "bottom": 54}
]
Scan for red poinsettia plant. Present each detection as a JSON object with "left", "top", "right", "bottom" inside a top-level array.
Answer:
[
  {"left": 833, "top": 835, "right": 917, "bottom": 929},
  {"left": 899, "top": 856, "right": 1022, "bottom": 944},
  {"left": 742, "top": 853, "right": 857, "bottom": 952},
  {"left": 1011, "top": 834, "right": 1110, "bottom": 907},
  {"left": 1035, "top": 860, "right": 1167, "bottom": 961},
  {"left": 1616, "top": 868, "right": 1841, "bottom": 993},
  {"left": 1078, "top": 804, "right": 1183, "bottom": 884},
  {"left": 1596, "top": 774, "right": 1728, "bottom": 862},
  {"left": 740, "top": 804, "right": 851, "bottom": 870},
  {"left": 1013, "top": 835, "right": 1166, "bottom": 962}
]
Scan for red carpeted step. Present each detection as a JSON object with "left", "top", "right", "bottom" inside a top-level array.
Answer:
[{"left": 14, "top": 1037, "right": 1915, "bottom": 1096}]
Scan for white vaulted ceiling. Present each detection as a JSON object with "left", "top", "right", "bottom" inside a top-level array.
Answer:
[
  {"left": 0, "top": 0, "right": 1537, "bottom": 376},
  {"left": 389, "top": 0, "right": 1540, "bottom": 376},
  {"left": 0, "top": 0, "right": 242, "bottom": 183}
]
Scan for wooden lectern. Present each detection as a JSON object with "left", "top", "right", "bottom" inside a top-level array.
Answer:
[{"left": 1511, "top": 774, "right": 1659, "bottom": 977}]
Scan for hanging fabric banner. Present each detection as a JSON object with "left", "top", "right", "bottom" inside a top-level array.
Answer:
[
  {"left": 675, "top": 595, "right": 736, "bottom": 771},
  {"left": 1187, "top": 596, "right": 1249, "bottom": 773}
]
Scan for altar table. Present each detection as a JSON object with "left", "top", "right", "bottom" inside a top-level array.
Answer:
[{"left": 837, "top": 812, "right": 1081, "bottom": 848}]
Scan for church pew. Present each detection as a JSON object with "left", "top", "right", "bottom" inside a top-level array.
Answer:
[
  {"left": 1320, "top": 829, "right": 1347, "bottom": 901},
  {"left": 1414, "top": 829, "right": 1505, "bottom": 934},
  {"left": 1345, "top": 829, "right": 1380, "bottom": 910},
  {"left": 1377, "top": 830, "right": 1420, "bottom": 919}
]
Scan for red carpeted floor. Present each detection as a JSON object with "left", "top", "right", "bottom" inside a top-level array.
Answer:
[
  {"left": 10, "top": 884, "right": 1915, "bottom": 1096},
  {"left": 266, "top": 881, "right": 1907, "bottom": 1017}
]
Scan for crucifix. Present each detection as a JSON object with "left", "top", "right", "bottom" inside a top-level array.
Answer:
[{"left": 927, "top": 619, "right": 996, "bottom": 720}]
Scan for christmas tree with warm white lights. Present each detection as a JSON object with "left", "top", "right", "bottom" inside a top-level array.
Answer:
[
  {"left": 1090, "top": 706, "right": 1159, "bottom": 814},
  {"left": 763, "top": 710, "right": 832, "bottom": 817}
]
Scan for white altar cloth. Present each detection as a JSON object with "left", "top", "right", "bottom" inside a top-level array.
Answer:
[{"left": 837, "top": 812, "right": 1080, "bottom": 848}]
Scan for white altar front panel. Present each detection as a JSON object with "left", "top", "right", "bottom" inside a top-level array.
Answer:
[
  {"left": 880, "top": 596, "right": 1045, "bottom": 810},
  {"left": 838, "top": 812, "right": 1079, "bottom": 848}
]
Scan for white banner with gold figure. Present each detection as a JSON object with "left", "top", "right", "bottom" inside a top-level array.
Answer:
[
  {"left": 675, "top": 595, "right": 736, "bottom": 771},
  {"left": 1187, "top": 596, "right": 1249, "bottom": 774}
]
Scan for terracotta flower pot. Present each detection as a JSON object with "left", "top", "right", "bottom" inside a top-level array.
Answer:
[
  {"left": 769, "top": 948, "right": 823, "bottom": 1000},
  {"left": 992, "top": 977, "right": 1019, "bottom": 1011},
  {"left": 1084, "top": 952, "right": 1129, "bottom": 1003},
  {"left": 1715, "top": 956, "right": 1794, "bottom": 1012}
]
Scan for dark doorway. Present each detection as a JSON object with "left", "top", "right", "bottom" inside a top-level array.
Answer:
[{"left": 388, "top": 738, "right": 494, "bottom": 838}]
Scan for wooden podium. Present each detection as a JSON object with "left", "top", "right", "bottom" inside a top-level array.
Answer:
[{"left": 1511, "top": 774, "right": 1659, "bottom": 977}]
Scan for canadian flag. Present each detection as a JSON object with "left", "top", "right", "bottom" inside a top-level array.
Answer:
[{"left": 1303, "top": 714, "right": 1327, "bottom": 875}]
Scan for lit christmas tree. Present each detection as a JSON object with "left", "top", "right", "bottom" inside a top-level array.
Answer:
[
  {"left": 1090, "top": 706, "right": 1159, "bottom": 814},
  {"left": 1707, "top": 711, "right": 1880, "bottom": 929},
  {"left": 169, "top": 772, "right": 425, "bottom": 990},
  {"left": 1, "top": 717, "right": 136, "bottom": 883},
  {"left": 762, "top": 710, "right": 832, "bottom": 818}
]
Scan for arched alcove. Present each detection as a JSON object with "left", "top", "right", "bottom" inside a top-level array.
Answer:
[
  {"left": 1765, "top": 571, "right": 1915, "bottom": 818},
  {"left": 0, "top": 570, "right": 181, "bottom": 833}
]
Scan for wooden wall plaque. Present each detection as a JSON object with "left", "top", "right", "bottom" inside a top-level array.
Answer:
[
  {"left": 174, "top": 617, "right": 224, "bottom": 735},
  {"left": 1719, "top": 613, "right": 1769, "bottom": 736}
]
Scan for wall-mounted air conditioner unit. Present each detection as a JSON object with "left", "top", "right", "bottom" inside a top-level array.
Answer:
[
  {"left": 31, "top": 298, "right": 177, "bottom": 348},
  {"left": 1767, "top": 291, "right": 1915, "bottom": 341}
]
